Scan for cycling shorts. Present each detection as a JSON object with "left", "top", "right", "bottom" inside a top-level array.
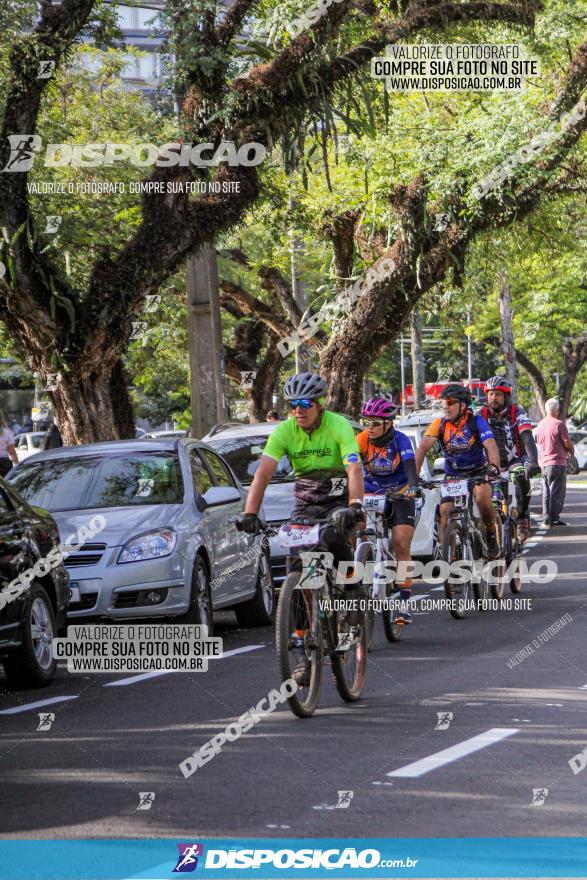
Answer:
[{"left": 385, "top": 496, "right": 416, "bottom": 528}]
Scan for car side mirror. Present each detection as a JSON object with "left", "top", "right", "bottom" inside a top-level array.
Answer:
[
  {"left": 433, "top": 457, "right": 445, "bottom": 474},
  {"left": 200, "top": 486, "right": 241, "bottom": 509}
]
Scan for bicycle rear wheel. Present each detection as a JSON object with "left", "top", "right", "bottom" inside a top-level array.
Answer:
[
  {"left": 331, "top": 608, "right": 368, "bottom": 701},
  {"left": 276, "top": 571, "right": 323, "bottom": 718},
  {"left": 442, "top": 520, "right": 473, "bottom": 619}
]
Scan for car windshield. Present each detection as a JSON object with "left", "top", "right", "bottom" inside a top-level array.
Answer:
[
  {"left": 8, "top": 452, "right": 184, "bottom": 511},
  {"left": 208, "top": 435, "right": 294, "bottom": 485}
]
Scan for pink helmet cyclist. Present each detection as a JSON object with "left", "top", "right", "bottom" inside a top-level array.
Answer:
[{"left": 360, "top": 397, "right": 399, "bottom": 420}]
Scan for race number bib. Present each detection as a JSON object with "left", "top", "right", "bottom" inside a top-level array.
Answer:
[
  {"left": 442, "top": 479, "right": 469, "bottom": 498},
  {"left": 363, "top": 494, "right": 387, "bottom": 513},
  {"left": 278, "top": 523, "right": 321, "bottom": 548}
]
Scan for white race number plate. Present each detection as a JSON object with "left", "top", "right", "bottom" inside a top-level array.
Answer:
[
  {"left": 363, "top": 494, "right": 387, "bottom": 513},
  {"left": 442, "top": 479, "right": 469, "bottom": 498},
  {"left": 278, "top": 523, "right": 321, "bottom": 548}
]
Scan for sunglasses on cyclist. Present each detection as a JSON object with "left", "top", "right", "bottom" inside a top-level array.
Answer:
[
  {"left": 442, "top": 398, "right": 461, "bottom": 406},
  {"left": 289, "top": 398, "right": 315, "bottom": 410},
  {"left": 362, "top": 418, "right": 385, "bottom": 427}
]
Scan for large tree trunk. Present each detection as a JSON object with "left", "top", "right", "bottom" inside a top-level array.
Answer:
[
  {"left": 498, "top": 269, "right": 518, "bottom": 399},
  {"left": 560, "top": 336, "right": 587, "bottom": 420},
  {"left": 50, "top": 359, "right": 134, "bottom": 444},
  {"left": 247, "top": 347, "right": 283, "bottom": 422}
]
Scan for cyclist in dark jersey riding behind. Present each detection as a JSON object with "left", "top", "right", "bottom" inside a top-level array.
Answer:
[
  {"left": 356, "top": 397, "right": 419, "bottom": 624},
  {"left": 414, "top": 384, "right": 502, "bottom": 559},
  {"left": 480, "top": 376, "right": 541, "bottom": 543}
]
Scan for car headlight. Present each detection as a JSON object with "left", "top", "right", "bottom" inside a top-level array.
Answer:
[{"left": 118, "top": 529, "right": 176, "bottom": 563}]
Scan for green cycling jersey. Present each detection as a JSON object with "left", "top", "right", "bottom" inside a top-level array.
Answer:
[{"left": 263, "top": 410, "right": 360, "bottom": 477}]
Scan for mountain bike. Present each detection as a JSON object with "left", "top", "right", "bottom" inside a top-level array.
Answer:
[
  {"left": 357, "top": 485, "right": 432, "bottom": 645},
  {"left": 491, "top": 464, "right": 540, "bottom": 596},
  {"left": 270, "top": 512, "right": 368, "bottom": 718},
  {"left": 440, "top": 475, "right": 494, "bottom": 619}
]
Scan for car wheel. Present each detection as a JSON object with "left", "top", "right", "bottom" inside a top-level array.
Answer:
[
  {"left": 3, "top": 584, "right": 57, "bottom": 688},
  {"left": 235, "top": 549, "right": 275, "bottom": 627},
  {"left": 177, "top": 555, "right": 214, "bottom": 635}
]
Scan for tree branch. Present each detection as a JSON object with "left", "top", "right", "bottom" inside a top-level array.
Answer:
[
  {"left": 257, "top": 265, "right": 302, "bottom": 324},
  {"left": 217, "top": 0, "right": 259, "bottom": 48}
]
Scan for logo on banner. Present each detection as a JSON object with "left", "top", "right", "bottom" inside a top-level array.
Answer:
[
  {"left": 328, "top": 477, "right": 347, "bottom": 496},
  {"left": 2, "top": 135, "right": 42, "bottom": 172},
  {"left": 37, "top": 712, "right": 55, "bottom": 731},
  {"left": 136, "top": 792, "right": 156, "bottom": 810},
  {"left": 239, "top": 370, "right": 257, "bottom": 390},
  {"left": 435, "top": 711, "right": 453, "bottom": 730},
  {"left": 298, "top": 551, "right": 334, "bottom": 590},
  {"left": 335, "top": 790, "right": 354, "bottom": 808},
  {"left": 530, "top": 787, "right": 549, "bottom": 806},
  {"left": 173, "top": 843, "right": 204, "bottom": 872}
]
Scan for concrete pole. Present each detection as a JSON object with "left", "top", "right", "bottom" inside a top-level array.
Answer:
[
  {"left": 466, "top": 307, "right": 473, "bottom": 385},
  {"left": 410, "top": 309, "right": 425, "bottom": 407},
  {"left": 187, "top": 244, "right": 226, "bottom": 438},
  {"left": 289, "top": 195, "right": 310, "bottom": 373},
  {"left": 400, "top": 338, "right": 406, "bottom": 417}
]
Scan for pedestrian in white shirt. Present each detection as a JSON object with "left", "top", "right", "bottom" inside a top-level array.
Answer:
[{"left": 0, "top": 410, "right": 18, "bottom": 477}]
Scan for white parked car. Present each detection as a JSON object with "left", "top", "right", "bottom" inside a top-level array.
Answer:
[
  {"left": 14, "top": 431, "right": 46, "bottom": 461},
  {"left": 569, "top": 431, "right": 587, "bottom": 470},
  {"left": 203, "top": 420, "right": 441, "bottom": 586},
  {"left": 140, "top": 429, "right": 187, "bottom": 440}
]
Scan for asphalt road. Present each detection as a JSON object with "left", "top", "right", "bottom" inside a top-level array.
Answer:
[{"left": 1, "top": 477, "right": 587, "bottom": 840}]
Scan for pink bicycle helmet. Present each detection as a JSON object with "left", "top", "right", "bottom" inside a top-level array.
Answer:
[{"left": 361, "top": 397, "right": 399, "bottom": 419}]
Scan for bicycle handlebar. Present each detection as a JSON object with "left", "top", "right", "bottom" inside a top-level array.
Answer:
[{"left": 234, "top": 516, "right": 270, "bottom": 532}]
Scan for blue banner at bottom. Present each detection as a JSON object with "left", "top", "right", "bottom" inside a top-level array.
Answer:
[{"left": 1, "top": 838, "right": 586, "bottom": 879}]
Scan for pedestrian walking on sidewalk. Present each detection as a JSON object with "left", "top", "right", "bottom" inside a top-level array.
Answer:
[
  {"left": 0, "top": 410, "right": 18, "bottom": 477},
  {"left": 535, "top": 399, "right": 575, "bottom": 527}
]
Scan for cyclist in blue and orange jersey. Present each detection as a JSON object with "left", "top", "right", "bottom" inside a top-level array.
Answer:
[
  {"left": 414, "top": 384, "right": 501, "bottom": 559},
  {"left": 357, "top": 397, "right": 420, "bottom": 624},
  {"left": 480, "top": 376, "right": 541, "bottom": 543}
]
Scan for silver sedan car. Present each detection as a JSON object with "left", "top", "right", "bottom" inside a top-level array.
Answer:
[{"left": 6, "top": 439, "right": 274, "bottom": 633}]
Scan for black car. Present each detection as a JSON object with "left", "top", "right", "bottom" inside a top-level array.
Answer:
[{"left": 0, "top": 479, "right": 69, "bottom": 687}]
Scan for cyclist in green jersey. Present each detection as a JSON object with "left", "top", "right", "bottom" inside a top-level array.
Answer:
[{"left": 241, "top": 372, "right": 365, "bottom": 571}]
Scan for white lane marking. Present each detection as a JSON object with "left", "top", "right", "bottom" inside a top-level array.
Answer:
[
  {"left": 386, "top": 727, "right": 519, "bottom": 778},
  {"left": 103, "top": 644, "right": 265, "bottom": 687},
  {"left": 0, "top": 695, "right": 78, "bottom": 715}
]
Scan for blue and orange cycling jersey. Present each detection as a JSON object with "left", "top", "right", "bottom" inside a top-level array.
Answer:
[
  {"left": 357, "top": 428, "right": 415, "bottom": 492},
  {"left": 425, "top": 412, "right": 493, "bottom": 475}
]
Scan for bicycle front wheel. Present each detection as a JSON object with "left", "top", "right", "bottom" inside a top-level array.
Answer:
[
  {"left": 276, "top": 571, "right": 323, "bottom": 718},
  {"left": 442, "top": 520, "right": 473, "bottom": 619},
  {"left": 331, "top": 608, "right": 368, "bottom": 702}
]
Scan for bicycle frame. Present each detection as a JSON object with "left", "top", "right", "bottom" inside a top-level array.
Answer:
[
  {"left": 280, "top": 520, "right": 358, "bottom": 657},
  {"left": 444, "top": 478, "right": 487, "bottom": 557}
]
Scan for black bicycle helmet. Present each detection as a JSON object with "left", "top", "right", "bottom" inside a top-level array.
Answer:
[
  {"left": 439, "top": 383, "right": 472, "bottom": 406},
  {"left": 484, "top": 375, "right": 512, "bottom": 396},
  {"left": 283, "top": 372, "right": 328, "bottom": 400}
]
